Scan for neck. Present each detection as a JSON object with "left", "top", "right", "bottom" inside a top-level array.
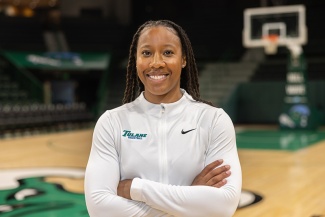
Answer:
[{"left": 143, "top": 89, "right": 183, "bottom": 104}]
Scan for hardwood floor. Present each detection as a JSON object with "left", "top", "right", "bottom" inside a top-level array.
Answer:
[{"left": 1, "top": 127, "right": 325, "bottom": 216}]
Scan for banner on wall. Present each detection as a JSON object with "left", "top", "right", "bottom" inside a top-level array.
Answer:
[{"left": 2, "top": 51, "right": 110, "bottom": 70}]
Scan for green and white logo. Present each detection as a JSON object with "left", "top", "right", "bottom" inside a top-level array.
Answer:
[
  {"left": 122, "top": 130, "right": 147, "bottom": 140},
  {"left": 0, "top": 168, "right": 88, "bottom": 217}
]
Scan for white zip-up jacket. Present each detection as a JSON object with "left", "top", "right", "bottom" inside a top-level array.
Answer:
[{"left": 85, "top": 90, "right": 242, "bottom": 217}]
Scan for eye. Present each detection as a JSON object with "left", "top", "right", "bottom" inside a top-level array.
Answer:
[
  {"left": 164, "top": 50, "right": 174, "bottom": 56},
  {"left": 141, "top": 50, "right": 151, "bottom": 57}
]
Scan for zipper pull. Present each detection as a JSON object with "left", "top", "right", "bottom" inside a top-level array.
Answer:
[{"left": 161, "top": 105, "right": 165, "bottom": 114}]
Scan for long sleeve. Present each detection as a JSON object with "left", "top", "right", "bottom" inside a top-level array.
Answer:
[
  {"left": 84, "top": 113, "right": 171, "bottom": 217},
  {"left": 129, "top": 110, "right": 242, "bottom": 217},
  {"left": 85, "top": 94, "right": 242, "bottom": 217}
]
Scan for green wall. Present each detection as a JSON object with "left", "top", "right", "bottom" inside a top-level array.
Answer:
[{"left": 224, "top": 81, "right": 325, "bottom": 125}]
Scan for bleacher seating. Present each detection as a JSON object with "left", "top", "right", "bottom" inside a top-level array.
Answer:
[
  {"left": 0, "top": 102, "right": 94, "bottom": 138},
  {"left": 250, "top": 59, "right": 287, "bottom": 82},
  {"left": 0, "top": 46, "right": 96, "bottom": 138},
  {"left": 0, "top": 60, "right": 32, "bottom": 104},
  {"left": 250, "top": 56, "right": 325, "bottom": 82}
]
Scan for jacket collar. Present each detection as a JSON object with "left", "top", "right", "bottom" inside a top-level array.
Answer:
[{"left": 134, "top": 89, "right": 196, "bottom": 117}]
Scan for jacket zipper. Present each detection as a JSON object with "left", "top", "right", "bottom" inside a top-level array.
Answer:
[{"left": 159, "top": 105, "right": 168, "bottom": 184}]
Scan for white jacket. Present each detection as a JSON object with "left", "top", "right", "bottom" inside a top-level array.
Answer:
[{"left": 85, "top": 90, "right": 242, "bottom": 217}]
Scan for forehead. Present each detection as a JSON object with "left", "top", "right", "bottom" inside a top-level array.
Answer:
[{"left": 138, "top": 26, "right": 181, "bottom": 47}]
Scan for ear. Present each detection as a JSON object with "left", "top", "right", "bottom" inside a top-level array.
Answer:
[{"left": 182, "top": 56, "right": 186, "bottom": 68}]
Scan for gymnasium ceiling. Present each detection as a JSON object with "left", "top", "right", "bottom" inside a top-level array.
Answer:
[{"left": 0, "top": 0, "right": 59, "bottom": 8}]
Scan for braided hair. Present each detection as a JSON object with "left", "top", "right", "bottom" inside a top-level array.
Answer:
[{"left": 122, "top": 20, "right": 213, "bottom": 106}]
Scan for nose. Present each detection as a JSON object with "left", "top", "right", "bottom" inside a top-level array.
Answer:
[{"left": 149, "top": 53, "right": 165, "bottom": 68}]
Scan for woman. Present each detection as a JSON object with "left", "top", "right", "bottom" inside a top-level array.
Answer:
[{"left": 85, "top": 20, "right": 242, "bottom": 217}]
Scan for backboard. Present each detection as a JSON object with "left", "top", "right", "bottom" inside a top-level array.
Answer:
[{"left": 243, "top": 4, "right": 307, "bottom": 54}]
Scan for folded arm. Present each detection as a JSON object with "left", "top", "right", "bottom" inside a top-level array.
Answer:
[{"left": 118, "top": 160, "right": 235, "bottom": 217}]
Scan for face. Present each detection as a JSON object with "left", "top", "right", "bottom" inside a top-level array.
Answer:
[{"left": 136, "top": 26, "right": 186, "bottom": 104}]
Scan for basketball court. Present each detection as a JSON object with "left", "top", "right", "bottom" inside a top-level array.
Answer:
[
  {"left": 1, "top": 126, "right": 325, "bottom": 216},
  {"left": 1, "top": 3, "right": 325, "bottom": 217}
]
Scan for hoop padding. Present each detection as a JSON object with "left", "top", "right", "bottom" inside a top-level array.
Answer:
[{"left": 263, "top": 35, "right": 279, "bottom": 54}]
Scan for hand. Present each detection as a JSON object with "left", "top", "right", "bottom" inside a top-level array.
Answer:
[
  {"left": 117, "top": 179, "right": 132, "bottom": 199},
  {"left": 191, "top": 159, "right": 231, "bottom": 188}
]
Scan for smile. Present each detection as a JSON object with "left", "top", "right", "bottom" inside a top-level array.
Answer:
[{"left": 147, "top": 74, "right": 169, "bottom": 80}]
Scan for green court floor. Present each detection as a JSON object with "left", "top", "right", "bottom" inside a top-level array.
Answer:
[{"left": 236, "top": 129, "right": 325, "bottom": 151}]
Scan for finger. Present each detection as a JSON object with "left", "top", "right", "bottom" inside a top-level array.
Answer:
[
  {"left": 200, "top": 159, "right": 224, "bottom": 177},
  {"left": 203, "top": 165, "right": 230, "bottom": 181},
  {"left": 207, "top": 170, "right": 231, "bottom": 186},
  {"left": 213, "top": 179, "right": 228, "bottom": 188},
  {"left": 191, "top": 160, "right": 227, "bottom": 186},
  {"left": 117, "top": 181, "right": 123, "bottom": 196}
]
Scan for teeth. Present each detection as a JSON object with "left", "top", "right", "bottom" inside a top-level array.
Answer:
[{"left": 149, "top": 75, "right": 167, "bottom": 80}]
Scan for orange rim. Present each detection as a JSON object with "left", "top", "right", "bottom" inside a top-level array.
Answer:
[{"left": 263, "top": 34, "right": 279, "bottom": 42}]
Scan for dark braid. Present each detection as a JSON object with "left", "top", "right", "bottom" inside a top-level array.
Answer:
[{"left": 122, "top": 20, "right": 213, "bottom": 106}]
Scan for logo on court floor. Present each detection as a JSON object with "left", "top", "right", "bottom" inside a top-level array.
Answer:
[
  {"left": 0, "top": 168, "right": 88, "bottom": 217},
  {"left": 238, "top": 190, "right": 263, "bottom": 209},
  {"left": 0, "top": 168, "right": 263, "bottom": 216}
]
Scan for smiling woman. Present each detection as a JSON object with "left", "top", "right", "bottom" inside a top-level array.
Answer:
[{"left": 84, "top": 20, "right": 242, "bottom": 217}]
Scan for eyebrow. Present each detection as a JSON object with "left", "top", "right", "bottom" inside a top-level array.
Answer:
[{"left": 138, "top": 43, "right": 178, "bottom": 49}]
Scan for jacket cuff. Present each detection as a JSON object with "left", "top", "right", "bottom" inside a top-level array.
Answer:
[{"left": 130, "top": 177, "right": 144, "bottom": 201}]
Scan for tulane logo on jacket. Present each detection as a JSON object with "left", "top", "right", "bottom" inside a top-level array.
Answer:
[{"left": 122, "top": 130, "right": 147, "bottom": 140}]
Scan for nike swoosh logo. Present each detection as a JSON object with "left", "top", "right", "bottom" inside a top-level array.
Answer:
[{"left": 181, "top": 128, "right": 196, "bottom": 134}]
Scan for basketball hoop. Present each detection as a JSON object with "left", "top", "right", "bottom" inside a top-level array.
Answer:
[{"left": 263, "top": 34, "right": 279, "bottom": 54}]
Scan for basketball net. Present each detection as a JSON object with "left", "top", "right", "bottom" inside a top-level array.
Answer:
[{"left": 263, "top": 34, "right": 279, "bottom": 55}]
